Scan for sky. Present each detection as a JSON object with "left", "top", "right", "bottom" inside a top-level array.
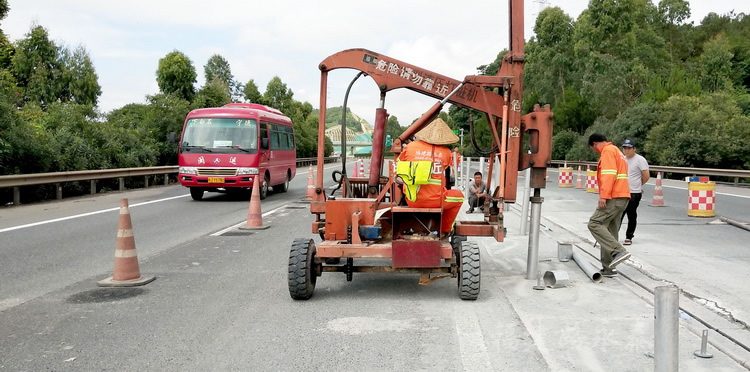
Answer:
[{"left": 3, "top": 0, "right": 748, "bottom": 128}]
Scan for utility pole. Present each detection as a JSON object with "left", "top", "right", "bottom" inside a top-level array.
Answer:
[{"left": 459, "top": 128, "right": 464, "bottom": 147}]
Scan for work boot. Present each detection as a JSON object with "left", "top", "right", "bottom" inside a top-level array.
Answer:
[
  {"left": 466, "top": 208, "right": 474, "bottom": 214},
  {"left": 610, "top": 251, "right": 631, "bottom": 268},
  {"left": 600, "top": 268, "right": 618, "bottom": 278}
]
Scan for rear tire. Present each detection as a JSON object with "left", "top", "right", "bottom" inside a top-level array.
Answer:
[
  {"left": 275, "top": 171, "right": 290, "bottom": 193},
  {"left": 190, "top": 187, "right": 204, "bottom": 201},
  {"left": 458, "top": 240, "right": 480, "bottom": 300},
  {"left": 259, "top": 173, "right": 269, "bottom": 200},
  {"left": 288, "top": 238, "right": 317, "bottom": 300}
]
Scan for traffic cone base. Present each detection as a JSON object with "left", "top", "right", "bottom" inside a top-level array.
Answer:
[
  {"left": 240, "top": 176, "right": 269, "bottom": 230},
  {"left": 98, "top": 275, "right": 155, "bottom": 287},
  {"left": 98, "top": 198, "right": 155, "bottom": 287}
]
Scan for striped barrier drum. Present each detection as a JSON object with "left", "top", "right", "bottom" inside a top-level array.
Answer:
[
  {"left": 586, "top": 170, "right": 598, "bottom": 193},
  {"left": 558, "top": 167, "right": 574, "bottom": 188},
  {"left": 687, "top": 181, "right": 716, "bottom": 217}
]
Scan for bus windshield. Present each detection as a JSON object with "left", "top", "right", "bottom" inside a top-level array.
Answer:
[{"left": 181, "top": 118, "right": 258, "bottom": 154}]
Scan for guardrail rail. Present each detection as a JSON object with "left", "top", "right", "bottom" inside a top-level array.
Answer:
[{"left": 0, "top": 157, "right": 338, "bottom": 206}]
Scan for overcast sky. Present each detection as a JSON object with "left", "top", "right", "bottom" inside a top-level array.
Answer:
[{"left": 3, "top": 0, "right": 747, "bottom": 127}]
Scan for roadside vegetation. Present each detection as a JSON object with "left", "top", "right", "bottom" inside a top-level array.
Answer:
[
  {"left": 450, "top": 1, "right": 750, "bottom": 172},
  {"left": 1, "top": 0, "right": 748, "bottom": 204}
]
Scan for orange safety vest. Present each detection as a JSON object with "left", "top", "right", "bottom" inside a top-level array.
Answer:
[
  {"left": 398, "top": 140, "right": 454, "bottom": 204},
  {"left": 597, "top": 142, "right": 630, "bottom": 199}
]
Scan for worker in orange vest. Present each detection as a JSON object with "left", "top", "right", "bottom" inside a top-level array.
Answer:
[
  {"left": 587, "top": 133, "right": 631, "bottom": 277},
  {"left": 397, "top": 118, "right": 464, "bottom": 235}
]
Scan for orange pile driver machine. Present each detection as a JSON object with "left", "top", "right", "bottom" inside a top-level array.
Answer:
[{"left": 289, "top": 0, "right": 553, "bottom": 300}]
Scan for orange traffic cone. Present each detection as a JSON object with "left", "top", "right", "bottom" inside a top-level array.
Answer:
[
  {"left": 575, "top": 166, "right": 583, "bottom": 189},
  {"left": 650, "top": 172, "right": 666, "bottom": 207},
  {"left": 240, "top": 175, "right": 269, "bottom": 230},
  {"left": 306, "top": 165, "right": 316, "bottom": 200},
  {"left": 98, "top": 199, "right": 155, "bottom": 287}
]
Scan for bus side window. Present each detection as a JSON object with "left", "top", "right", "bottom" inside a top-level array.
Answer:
[
  {"left": 260, "top": 122, "right": 269, "bottom": 149},
  {"left": 270, "top": 123, "right": 280, "bottom": 150}
]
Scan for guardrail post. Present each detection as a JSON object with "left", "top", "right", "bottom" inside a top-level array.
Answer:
[
  {"left": 119, "top": 177, "right": 125, "bottom": 192},
  {"left": 735, "top": 177, "right": 739, "bottom": 187},
  {"left": 56, "top": 183, "right": 62, "bottom": 200},
  {"left": 90, "top": 180, "right": 97, "bottom": 195},
  {"left": 654, "top": 285, "right": 679, "bottom": 371},
  {"left": 13, "top": 186, "right": 20, "bottom": 206},
  {"left": 164, "top": 173, "right": 169, "bottom": 186},
  {"left": 144, "top": 176, "right": 149, "bottom": 188}
]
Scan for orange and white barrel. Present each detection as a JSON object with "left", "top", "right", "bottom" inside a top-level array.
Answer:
[
  {"left": 586, "top": 170, "right": 598, "bottom": 193},
  {"left": 687, "top": 181, "right": 716, "bottom": 217},
  {"left": 558, "top": 167, "right": 574, "bottom": 188}
]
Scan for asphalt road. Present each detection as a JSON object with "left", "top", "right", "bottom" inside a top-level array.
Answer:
[{"left": 1, "top": 161, "right": 748, "bottom": 370}]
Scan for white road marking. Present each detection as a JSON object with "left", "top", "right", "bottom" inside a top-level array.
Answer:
[
  {"left": 1, "top": 163, "right": 342, "bottom": 234},
  {"left": 210, "top": 204, "right": 290, "bottom": 236},
  {"left": 0, "top": 194, "right": 189, "bottom": 233},
  {"left": 659, "top": 184, "right": 750, "bottom": 199},
  {"left": 454, "top": 301, "right": 493, "bottom": 371}
]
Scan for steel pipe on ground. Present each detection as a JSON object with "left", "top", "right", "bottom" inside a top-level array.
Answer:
[{"left": 571, "top": 250, "right": 602, "bottom": 283}]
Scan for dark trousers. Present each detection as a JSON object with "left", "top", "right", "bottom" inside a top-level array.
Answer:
[
  {"left": 620, "top": 192, "right": 642, "bottom": 239},
  {"left": 467, "top": 195, "right": 486, "bottom": 211}
]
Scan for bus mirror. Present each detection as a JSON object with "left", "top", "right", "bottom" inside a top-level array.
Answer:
[{"left": 261, "top": 138, "right": 269, "bottom": 149}]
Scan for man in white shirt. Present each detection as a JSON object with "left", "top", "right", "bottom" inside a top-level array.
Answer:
[
  {"left": 620, "top": 139, "right": 649, "bottom": 245},
  {"left": 466, "top": 172, "right": 487, "bottom": 213}
]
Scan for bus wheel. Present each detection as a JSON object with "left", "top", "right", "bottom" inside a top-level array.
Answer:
[
  {"left": 259, "top": 174, "right": 269, "bottom": 200},
  {"left": 276, "top": 172, "right": 290, "bottom": 193},
  {"left": 190, "top": 187, "right": 204, "bottom": 201}
]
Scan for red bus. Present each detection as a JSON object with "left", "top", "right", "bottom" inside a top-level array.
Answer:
[{"left": 178, "top": 103, "right": 297, "bottom": 200}]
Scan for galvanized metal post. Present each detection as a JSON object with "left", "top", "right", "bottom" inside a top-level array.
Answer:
[
  {"left": 119, "top": 177, "right": 125, "bottom": 192},
  {"left": 90, "top": 180, "right": 96, "bottom": 195},
  {"left": 56, "top": 183, "right": 62, "bottom": 200},
  {"left": 13, "top": 186, "right": 20, "bottom": 205},
  {"left": 144, "top": 176, "right": 149, "bottom": 188},
  {"left": 520, "top": 167, "right": 531, "bottom": 235},
  {"left": 655, "top": 286, "right": 679, "bottom": 372},
  {"left": 479, "top": 156, "right": 485, "bottom": 175},
  {"left": 526, "top": 188, "right": 542, "bottom": 279},
  {"left": 164, "top": 173, "right": 169, "bottom": 186},
  {"left": 465, "top": 157, "right": 471, "bottom": 190}
]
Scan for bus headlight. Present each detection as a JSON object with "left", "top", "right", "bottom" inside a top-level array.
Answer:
[
  {"left": 179, "top": 166, "right": 197, "bottom": 174},
  {"left": 237, "top": 167, "right": 259, "bottom": 175}
]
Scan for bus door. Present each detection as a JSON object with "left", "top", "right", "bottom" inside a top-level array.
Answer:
[{"left": 259, "top": 122, "right": 271, "bottom": 181}]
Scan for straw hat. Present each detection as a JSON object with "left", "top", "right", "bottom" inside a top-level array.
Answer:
[{"left": 414, "top": 118, "right": 459, "bottom": 145}]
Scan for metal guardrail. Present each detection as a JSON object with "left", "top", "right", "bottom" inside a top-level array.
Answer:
[
  {"left": 0, "top": 157, "right": 338, "bottom": 206},
  {"left": 550, "top": 160, "right": 750, "bottom": 186}
]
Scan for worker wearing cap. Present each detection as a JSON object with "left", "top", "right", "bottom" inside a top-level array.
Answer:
[
  {"left": 620, "top": 138, "right": 649, "bottom": 246},
  {"left": 397, "top": 118, "right": 464, "bottom": 235}
]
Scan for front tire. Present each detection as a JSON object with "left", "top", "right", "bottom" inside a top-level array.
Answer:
[
  {"left": 458, "top": 240, "right": 480, "bottom": 300},
  {"left": 190, "top": 187, "right": 204, "bottom": 201},
  {"left": 288, "top": 238, "right": 318, "bottom": 300}
]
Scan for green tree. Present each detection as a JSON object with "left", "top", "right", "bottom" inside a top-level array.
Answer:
[
  {"left": 156, "top": 50, "right": 196, "bottom": 101},
  {"left": 61, "top": 45, "right": 102, "bottom": 106},
  {"left": 12, "top": 25, "right": 64, "bottom": 107},
  {"left": 525, "top": 7, "right": 575, "bottom": 104},
  {"left": 203, "top": 54, "right": 236, "bottom": 100},
  {"left": 193, "top": 78, "right": 231, "bottom": 108},
  {"left": 263, "top": 76, "right": 294, "bottom": 113},
  {"left": 700, "top": 35, "right": 734, "bottom": 92},
  {"left": 646, "top": 93, "right": 750, "bottom": 168},
  {"left": 243, "top": 79, "right": 264, "bottom": 104}
]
